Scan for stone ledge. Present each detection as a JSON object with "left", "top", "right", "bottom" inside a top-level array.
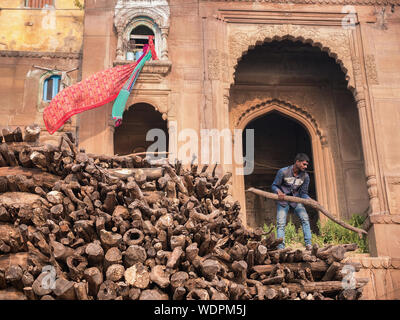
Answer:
[
  {"left": 346, "top": 255, "right": 400, "bottom": 269},
  {"left": 113, "top": 60, "right": 172, "bottom": 76},
  {"left": 0, "top": 50, "right": 81, "bottom": 60},
  {"left": 362, "top": 214, "right": 400, "bottom": 231}
]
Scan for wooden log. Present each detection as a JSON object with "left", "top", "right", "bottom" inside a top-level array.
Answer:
[
  {"left": 0, "top": 144, "right": 18, "bottom": 166},
  {"left": 85, "top": 242, "right": 104, "bottom": 266},
  {"left": 84, "top": 267, "right": 103, "bottom": 297},
  {"left": 267, "top": 278, "right": 369, "bottom": 294},
  {"left": 253, "top": 260, "right": 330, "bottom": 275},
  {"left": 74, "top": 282, "right": 89, "bottom": 300},
  {"left": 123, "top": 228, "right": 144, "bottom": 246},
  {"left": 150, "top": 265, "right": 170, "bottom": 289},
  {"left": 2, "top": 128, "right": 14, "bottom": 143},
  {"left": 13, "top": 127, "right": 23, "bottom": 142},
  {"left": 0, "top": 287, "right": 27, "bottom": 300},
  {"left": 51, "top": 241, "right": 75, "bottom": 262},
  {"left": 166, "top": 247, "right": 183, "bottom": 269},
  {"left": 173, "top": 286, "right": 186, "bottom": 300},
  {"left": 163, "top": 165, "right": 188, "bottom": 195},
  {"left": 0, "top": 252, "right": 29, "bottom": 271},
  {"left": 124, "top": 263, "right": 150, "bottom": 289},
  {"left": 106, "top": 264, "right": 125, "bottom": 282},
  {"left": 66, "top": 255, "right": 88, "bottom": 281},
  {"left": 32, "top": 272, "right": 53, "bottom": 297},
  {"left": 124, "top": 245, "right": 147, "bottom": 267},
  {"left": 99, "top": 229, "right": 122, "bottom": 250},
  {"left": 23, "top": 286, "right": 37, "bottom": 300},
  {"left": 265, "top": 288, "right": 278, "bottom": 300},
  {"left": 104, "top": 247, "right": 122, "bottom": 269},
  {"left": 232, "top": 260, "right": 247, "bottom": 284},
  {"left": 338, "top": 288, "right": 358, "bottom": 300},
  {"left": 139, "top": 288, "right": 169, "bottom": 300},
  {"left": 97, "top": 280, "right": 118, "bottom": 300},
  {"left": 247, "top": 188, "right": 367, "bottom": 236},
  {"left": 321, "top": 262, "right": 341, "bottom": 282},
  {"left": 24, "top": 125, "right": 41, "bottom": 142},
  {"left": 53, "top": 278, "right": 76, "bottom": 300}
]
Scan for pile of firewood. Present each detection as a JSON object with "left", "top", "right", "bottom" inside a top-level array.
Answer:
[{"left": 0, "top": 125, "right": 368, "bottom": 300}]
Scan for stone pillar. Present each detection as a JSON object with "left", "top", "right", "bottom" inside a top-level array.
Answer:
[
  {"left": 115, "top": 26, "right": 125, "bottom": 61},
  {"left": 355, "top": 91, "right": 381, "bottom": 215},
  {"left": 78, "top": 0, "right": 116, "bottom": 156},
  {"left": 351, "top": 56, "right": 400, "bottom": 257},
  {"left": 161, "top": 28, "right": 169, "bottom": 60}
]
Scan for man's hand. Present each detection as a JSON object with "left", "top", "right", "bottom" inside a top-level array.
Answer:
[{"left": 277, "top": 190, "right": 285, "bottom": 200}]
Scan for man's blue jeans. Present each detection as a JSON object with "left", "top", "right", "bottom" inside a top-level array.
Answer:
[{"left": 276, "top": 203, "right": 312, "bottom": 249}]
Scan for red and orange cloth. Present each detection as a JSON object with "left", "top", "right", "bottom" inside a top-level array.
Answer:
[{"left": 43, "top": 37, "right": 157, "bottom": 134}]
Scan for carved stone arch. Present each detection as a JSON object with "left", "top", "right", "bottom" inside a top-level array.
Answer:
[
  {"left": 126, "top": 99, "right": 162, "bottom": 115},
  {"left": 230, "top": 98, "right": 340, "bottom": 226},
  {"left": 228, "top": 24, "right": 355, "bottom": 90},
  {"left": 126, "top": 96, "right": 169, "bottom": 118},
  {"left": 235, "top": 98, "right": 327, "bottom": 145},
  {"left": 114, "top": 0, "right": 170, "bottom": 60},
  {"left": 114, "top": 9, "right": 169, "bottom": 32}
]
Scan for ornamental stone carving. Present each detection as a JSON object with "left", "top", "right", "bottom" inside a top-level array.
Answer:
[
  {"left": 207, "top": 49, "right": 220, "bottom": 80},
  {"left": 365, "top": 54, "right": 379, "bottom": 85},
  {"left": 228, "top": 24, "right": 354, "bottom": 89},
  {"left": 114, "top": 0, "right": 170, "bottom": 61},
  {"left": 230, "top": 97, "right": 325, "bottom": 143}
]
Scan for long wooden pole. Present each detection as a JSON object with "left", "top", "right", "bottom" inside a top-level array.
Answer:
[{"left": 246, "top": 187, "right": 367, "bottom": 236}]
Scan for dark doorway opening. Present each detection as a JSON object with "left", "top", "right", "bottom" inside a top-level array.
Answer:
[
  {"left": 114, "top": 103, "right": 168, "bottom": 157},
  {"left": 243, "top": 111, "right": 319, "bottom": 233}
]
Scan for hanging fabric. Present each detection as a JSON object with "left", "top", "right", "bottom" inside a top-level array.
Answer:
[{"left": 43, "top": 36, "right": 157, "bottom": 134}]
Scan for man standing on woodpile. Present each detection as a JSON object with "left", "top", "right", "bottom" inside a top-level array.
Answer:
[{"left": 271, "top": 153, "right": 313, "bottom": 251}]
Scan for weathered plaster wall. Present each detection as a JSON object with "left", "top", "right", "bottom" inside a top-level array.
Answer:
[
  {"left": 0, "top": 0, "right": 84, "bottom": 142},
  {"left": 0, "top": 0, "right": 84, "bottom": 52}
]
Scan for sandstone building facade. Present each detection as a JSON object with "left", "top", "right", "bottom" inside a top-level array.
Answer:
[{"left": 1, "top": 0, "right": 400, "bottom": 299}]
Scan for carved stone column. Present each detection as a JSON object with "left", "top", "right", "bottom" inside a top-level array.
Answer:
[
  {"left": 115, "top": 26, "right": 125, "bottom": 61},
  {"left": 355, "top": 89, "right": 381, "bottom": 214},
  {"left": 352, "top": 57, "right": 382, "bottom": 215},
  {"left": 161, "top": 28, "right": 169, "bottom": 60}
]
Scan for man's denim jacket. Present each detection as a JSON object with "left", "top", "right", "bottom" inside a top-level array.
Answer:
[{"left": 271, "top": 165, "right": 310, "bottom": 208}]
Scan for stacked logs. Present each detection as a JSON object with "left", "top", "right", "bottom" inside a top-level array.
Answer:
[{"left": 0, "top": 125, "right": 368, "bottom": 300}]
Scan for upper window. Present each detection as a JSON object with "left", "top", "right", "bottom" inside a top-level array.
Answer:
[
  {"left": 43, "top": 75, "right": 61, "bottom": 102},
  {"left": 126, "top": 25, "right": 155, "bottom": 61},
  {"left": 25, "top": 0, "right": 54, "bottom": 9}
]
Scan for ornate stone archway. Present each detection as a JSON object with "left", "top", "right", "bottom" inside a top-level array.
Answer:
[
  {"left": 230, "top": 99, "right": 340, "bottom": 226},
  {"left": 223, "top": 21, "right": 387, "bottom": 222},
  {"left": 228, "top": 24, "right": 355, "bottom": 90}
]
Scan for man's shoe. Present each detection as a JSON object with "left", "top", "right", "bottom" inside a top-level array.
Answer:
[{"left": 305, "top": 244, "right": 312, "bottom": 251}]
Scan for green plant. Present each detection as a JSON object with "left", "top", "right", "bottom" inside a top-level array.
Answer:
[{"left": 262, "top": 214, "right": 369, "bottom": 253}]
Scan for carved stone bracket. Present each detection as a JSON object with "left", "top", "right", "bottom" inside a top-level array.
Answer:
[{"left": 228, "top": 24, "right": 354, "bottom": 89}]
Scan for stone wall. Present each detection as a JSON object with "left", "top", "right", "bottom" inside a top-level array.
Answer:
[
  {"left": 347, "top": 255, "right": 400, "bottom": 300},
  {"left": 0, "top": 0, "right": 84, "bottom": 143}
]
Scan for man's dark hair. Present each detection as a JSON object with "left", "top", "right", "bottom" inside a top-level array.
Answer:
[{"left": 294, "top": 153, "right": 310, "bottom": 163}]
